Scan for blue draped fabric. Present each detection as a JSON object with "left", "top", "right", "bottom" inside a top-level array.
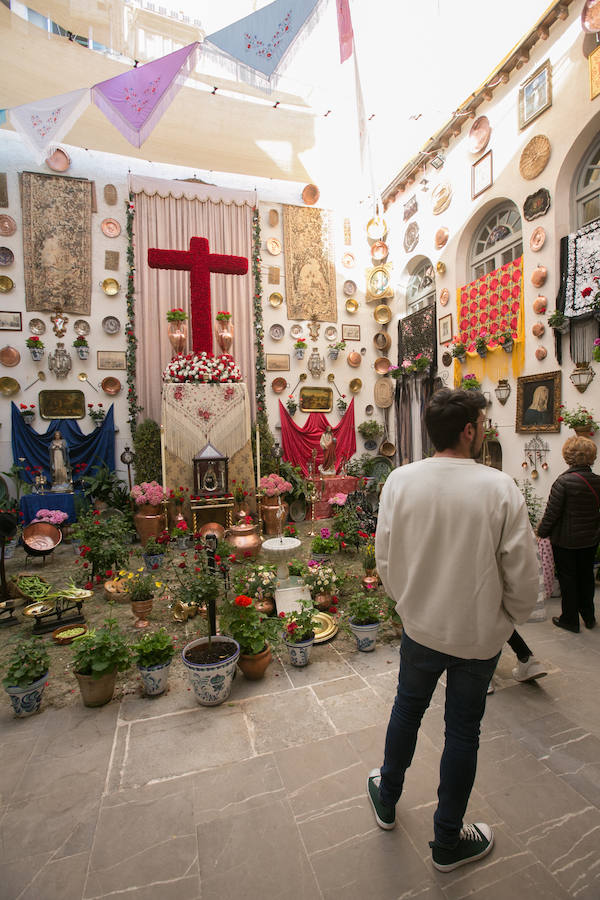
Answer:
[
  {"left": 11, "top": 402, "right": 115, "bottom": 485},
  {"left": 20, "top": 491, "right": 85, "bottom": 525}
]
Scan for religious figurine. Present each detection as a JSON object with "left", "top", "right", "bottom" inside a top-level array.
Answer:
[
  {"left": 49, "top": 430, "right": 72, "bottom": 491},
  {"left": 319, "top": 426, "right": 337, "bottom": 475},
  {"left": 48, "top": 342, "right": 72, "bottom": 379}
]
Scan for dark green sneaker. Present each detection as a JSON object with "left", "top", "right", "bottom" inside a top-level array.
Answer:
[
  {"left": 430, "top": 822, "right": 493, "bottom": 872},
  {"left": 367, "top": 768, "right": 395, "bottom": 830}
]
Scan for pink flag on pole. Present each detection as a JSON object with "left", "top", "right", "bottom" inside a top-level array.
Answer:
[
  {"left": 336, "top": 0, "right": 354, "bottom": 63},
  {"left": 92, "top": 43, "right": 199, "bottom": 147}
]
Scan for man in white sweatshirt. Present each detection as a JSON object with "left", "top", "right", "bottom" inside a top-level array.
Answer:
[{"left": 370, "top": 387, "right": 539, "bottom": 872}]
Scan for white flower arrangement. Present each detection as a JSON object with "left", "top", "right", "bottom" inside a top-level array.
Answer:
[
  {"left": 162, "top": 352, "right": 243, "bottom": 384},
  {"left": 304, "top": 563, "right": 338, "bottom": 594}
]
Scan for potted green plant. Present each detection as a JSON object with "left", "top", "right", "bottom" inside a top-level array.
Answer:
[
  {"left": 131, "top": 627, "right": 175, "bottom": 695},
  {"left": 451, "top": 338, "right": 466, "bottom": 362},
  {"left": 87, "top": 402, "right": 106, "bottom": 427},
  {"left": 459, "top": 373, "right": 482, "bottom": 391},
  {"left": 362, "top": 540, "right": 376, "bottom": 575},
  {"left": 357, "top": 421, "right": 384, "bottom": 440},
  {"left": 475, "top": 335, "right": 488, "bottom": 358},
  {"left": 73, "top": 335, "right": 89, "bottom": 359},
  {"left": 558, "top": 404, "right": 599, "bottom": 436},
  {"left": 128, "top": 570, "right": 159, "bottom": 628},
  {"left": 81, "top": 463, "right": 127, "bottom": 507},
  {"left": 166, "top": 308, "right": 188, "bottom": 323},
  {"left": 286, "top": 396, "right": 298, "bottom": 416},
  {"left": 293, "top": 338, "right": 306, "bottom": 359},
  {"left": 345, "top": 589, "right": 385, "bottom": 652},
  {"left": 25, "top": 335, "right": 44, "bottom": 360},
  {"left": 303, "top": 562, "right": 339, "bottom": 610},
  {"left": 71, "top": 509, "right": 131, "bottom": 580},
  {"left": 3, "top": 639, "right": 50, "bottom": 717},
  {"left": 171, "top": 554, "right": 221, "bottom": 617},
  {"left": 548, "top": 309, "right": 570, "bottom": 333},
  {"left": 310, "top": 527, "right": 339, "bottom": 561},
  {"left": 218, "top": 594, "right": 281, "bottom": 680},
  {"left": 142, "top": 531, "right": 171, "bottom": 569},
  {"left": 18, "top": 402, "right": 36, "bottom": 424},
  {"left": 337, "top": 396, "right": 348, "bottom": 414},
  {"left": 279, "top": 597, "right": 317, "bottom": 667},
  {"left": 328, "top": 340, "right": 346, "bottom": 360},
  {"left": 71, "top": 617, "right": 131, "bottom": 707}
]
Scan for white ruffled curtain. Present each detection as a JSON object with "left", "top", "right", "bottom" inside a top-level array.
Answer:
[{"left": 130, "top": 174, "right": 256, "bottom": 423}]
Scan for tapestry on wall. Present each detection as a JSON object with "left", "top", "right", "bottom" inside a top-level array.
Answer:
[
  {"left": 283, "top": 204, "right": 336, "bottom": 322},
  {"left": 556, "top": 219, "right": 600, "bottom": 318},
  {"left": 21, "top": 172, "right": 92, "bottom": 314}
]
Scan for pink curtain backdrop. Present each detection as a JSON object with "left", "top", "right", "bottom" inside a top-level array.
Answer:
[
  {"left": 130, "top": 175, "right": 256, "bottom": 423},
  {"left": 279, "top": 399, "right": 356, "bottom": 476}
]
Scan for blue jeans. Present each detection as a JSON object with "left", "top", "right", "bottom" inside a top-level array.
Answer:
[{"left": 379, "top": 632, "right": 500, "bottom": 848}]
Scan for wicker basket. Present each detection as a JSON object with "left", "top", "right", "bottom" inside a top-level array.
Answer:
[{"left": 12, "top": 573, "right": 51, "bottom": 603}]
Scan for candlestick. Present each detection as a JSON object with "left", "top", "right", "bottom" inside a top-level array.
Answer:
[
  {"left": 160, "top": 424, "right": 167, "bottom": 496},
  {"left": 255, "top": 423, "right": 261, "bottom": 488}
]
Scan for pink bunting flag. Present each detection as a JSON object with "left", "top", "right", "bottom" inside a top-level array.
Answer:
[
  {"left": 92, "top": 43, "right": 199, "bottom": 147},
  {"left": 336, "top": 0, "right": 354, "bottom": 63}
]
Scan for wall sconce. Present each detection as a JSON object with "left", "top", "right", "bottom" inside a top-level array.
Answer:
[
  {"left": 494, "top": 378, "right": 511, "bottom": 405},
  {"left": 569, "top": 362, "right": 595, "bottom": 393},
  {"left": 430, "top": 152, "right": 445, "bottom": 170}
]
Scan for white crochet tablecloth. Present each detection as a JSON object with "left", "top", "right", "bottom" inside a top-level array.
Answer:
[{"left": 162, "top": 382, "right": 250, "bottom": 465}]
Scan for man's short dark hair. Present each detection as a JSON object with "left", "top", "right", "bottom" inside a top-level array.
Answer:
[{"left": 425, "top": 388, "right": 487, "bottom": 451}]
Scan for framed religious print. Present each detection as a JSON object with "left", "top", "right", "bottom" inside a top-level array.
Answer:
[
  {"left": 519, "top": 60, "right": 552, "bottom": 130},
  {"left": 299, "top": 386, "right": 333, "bottom": 413},
  {"left": 516, "top": 371, "right": 561, "bottom": 433},
  {"left": 0, "top": 311, "right": 22, "bottom": 331},
  {"left": 265, "top": 353, "right": 290, "bottom": 372},
  {"left": 438, "top": 313, "right": 453, "bottom": 344},
  {"left": 97, "top": 350, "right": 126, "bottom": 370},
  {"left": 341, "top": 324, "right": 360, "bottom": 341},
  {"left": 471, "top": 150, "right": 493, "bottom": 200},
  {"left": 589, "top": 43, "right": 600, "bottom": 100}
]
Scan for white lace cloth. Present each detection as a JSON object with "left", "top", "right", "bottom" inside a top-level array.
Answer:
[
  {"left": 563, "top": 219, "right": 600, "bottom": 317},
  {"left": 162, "top": 382, "right": 250, "bottom": 465}
]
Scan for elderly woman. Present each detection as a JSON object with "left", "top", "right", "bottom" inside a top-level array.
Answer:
[{"left": 537, "top": 436, "right": 600, "bottom": 632}]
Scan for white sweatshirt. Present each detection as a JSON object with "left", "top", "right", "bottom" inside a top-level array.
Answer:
[{"left": 375, "top": 457, "right": 539, "bottom": 660}]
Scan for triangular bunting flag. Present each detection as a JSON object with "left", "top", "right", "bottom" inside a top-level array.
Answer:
[
  {"left": 8, "top": 89, "right": 90, "bottom": 162},
  {"left": 336, "top": 0, "right": 354, "bottom": 63},
  {"left": 92, "top": 43, "right": 199, "bottom": 147},
  {"left": 205, "top": 0, "right": 322, "bottom": 83}
]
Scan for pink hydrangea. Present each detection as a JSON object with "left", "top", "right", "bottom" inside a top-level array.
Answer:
[
  {"left": 33, "top": 509, "right": 69, "bottom": 526},
  {"left": 259, "top": 473, "right": 293, "bottom": 497},
  {"left": 131, "top": 481, "right": 165, "bottom": 506}
]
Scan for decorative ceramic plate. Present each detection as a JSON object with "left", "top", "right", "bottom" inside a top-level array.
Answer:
[
  {"left": 101, "top": 376, "right": 122, "bottom": 395},
  {"left": 365, "top": 404, "right": 374, "bottom": 416},
  {"left": 324, "top": 326, "right": 337, "bottom": 342},
  {"left": 366, "top": 217, "right": 387, "bottom": 241},
  {"left": 302, "top": 184, "right": 320, "bottom": 206},
  {"left": 266, "top": 237, "right": 281, "bottom": 255},
  {"left": 435, "top": 227, "right": 449, "bottom": 249},
  {"left": 345, "top": 298, "right": 358, "bottom": 313},
  {"left": 519, "top": 135, "right": 551, "bottom": 181},
  {"left": 374, "top": 304, "right": 392, "bottom": 325},
  {"left": 523, "top": 188, "right": 551, "bottom": 221},
  {"left": 581, "top": 0, "right": 600, "bottom": 32},
  {"left": 0, "top": 215, "right": 16, "bottom": 236},
  {"left": 74, "top": 319, "right": 90, "bottom": 336},
  {"left": 0, "top": 376, "right": 19, "bottom": 396},
  {"left": 369, "top": 455, "right": 394, "bottom": 482},
  {"left": 0, "top": 247, "right": 14, "bottom": 266},
  {"left": 290, "top": 324, "right": 304, "bottom": 338},
  {"left": 439, "top": 288, "right": 450, "bottom": 306},
  {"left": 312, "top": 611, "right": 337, "bottom": 644},
  {"left": 101, "top": 218, "right": 121, "bottom": 238},
  {"left": 101, "top": 278, "right": 120, "bottom": 295},
  {"left": 104, "top": 184, "right": 118, "bottom": 205},
  {"left": 269, "top": 292, "right": 283, "bottom": 308},
  {"left": 529, "top": 225, "right": 546, "bottom": 252},
  {"left": 102, "top": 315, "right": 121, "bottom": 334},
  {"left": 349, "top": 377, "right": 362, "bottom": 393},
  {"left": 28, "top": 318, "right": 46, "bottom": 335},
  {"left": 0, "top": 346, "right": 20, "bottom": 367},
  {"left": 403, "top": 222, "right": 419, "bottom": 253},
  {"left": 341, "top": 252, "right": 355, "bottom": 268},
  {"left": 371, "top": 240, "right": 388, "bottom": 261},
  {"left": 271, "top": 377, "right": 287, "bottom": 393},
  {"left": 45, "top": 148, "right": 70, "bottom": 172},
  {"left": 364, "top": 439, "right": 378, "bottom": 451},
  {"left": 343, "top": 279, "right": 357, "bottom": 296},
  {"left": 432, "top": 183, "right": 452, "bottom": 215},
  {"left": 0, "top": 276, "right": 14, "bottom": 292},
  {"left": 269, "top": 323, "right": 285, "bottom": 341},
  {"left": 468, "top": 115, "right": 491, "bottom": 154}
]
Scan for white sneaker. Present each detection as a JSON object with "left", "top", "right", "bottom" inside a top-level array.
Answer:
[
  {"left": 486, "top": 679, "right": 495, "bottom": 695},
  {"left": 512, "top": 657, "right": 547, "bottom": 682}
]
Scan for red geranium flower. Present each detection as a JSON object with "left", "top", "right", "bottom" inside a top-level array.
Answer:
[{"left": 235, "top": 595, "right": 253, "bottom": 607}]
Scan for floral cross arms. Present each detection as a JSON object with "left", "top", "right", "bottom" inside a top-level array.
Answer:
[{"left": 163, "top": 352, "right": 242, "bottom": 384}]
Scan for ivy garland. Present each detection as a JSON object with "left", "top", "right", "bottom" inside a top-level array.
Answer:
[{"left": 125, "top": 192, "right": 144, "bottom": 437}]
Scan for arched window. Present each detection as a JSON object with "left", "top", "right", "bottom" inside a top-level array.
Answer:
[
  {"left": 406, "top": 259, "right": 435, "bottom": 314},
  {"left": 574, "top": 135, "right": 600, "bottom": 228},
  {"left": 469, "top": 203, "right": 522, "bottom": 280}
]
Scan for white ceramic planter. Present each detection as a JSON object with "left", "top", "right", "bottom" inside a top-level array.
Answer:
[
  {"left": 5, "top": 672, "right": 47, "bottom": 717},
  {"left": 181, "top": 636, "right": 240, "bottom": 706},
  {"left": 284, "top": 635, "right": 314, "bottom": 667},
  {"left": 349, "top": 619, "right": 380, "bottom": 652},
  {"left": 138, "top": 660, "right": 171, "bottom": 696}
]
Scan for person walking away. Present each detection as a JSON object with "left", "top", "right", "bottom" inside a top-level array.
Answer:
[
  {"left": 370, "top": 388, "right": 539, "bottom": 872},
  {"left": 537, "top": 436, "right": 600, "bottom": 632}
]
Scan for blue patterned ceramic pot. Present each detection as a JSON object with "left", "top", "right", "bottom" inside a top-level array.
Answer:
[
  {"left": 181, "top": 637, "right": 240, "bottom": 706},
  {"left": 143, "top": 553, "right": 164, "bottom": 570},
  {"left": 349, "top": 620, "right": 380, "bottom": 652},
  {"left": 138, "top": 660, "right": 171, "bottom": 696},
  {"left": 5, "top": 672, "right": 47, "bottom": 717},
  {"left": 284, "top": 634, "right": 315, "bottom": 667}
]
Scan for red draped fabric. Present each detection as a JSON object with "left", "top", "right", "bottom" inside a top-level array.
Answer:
[{"left": 279, "top": 399, "right": 356, "bottom": 476}]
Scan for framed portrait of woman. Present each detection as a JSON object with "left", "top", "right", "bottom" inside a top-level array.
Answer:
[{"left": 516, "top": 371, "right": 561, "bottom": 433}]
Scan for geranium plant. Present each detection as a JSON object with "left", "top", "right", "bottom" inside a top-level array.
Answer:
[
  {"left": 73, "top": 335, "right": 89, "bottom": 348},
  {"left": 72, "top": 510, "right": 130, "bottom": 579},
  {"left": 337, "top": 396, "right": 348, "bottom": 413},
  {"left": 286, "top": 397, "right": 298, "bottom": 415},
  {"left": 219, "top": 594, "right": 281, "bottom": 655},
  {"left": 558, "top": 404, "right": 599, "bottom": 433},
  {"left": 451, "top": 338, "right": 466, "bottom": 359},
  {"left": 293, "top": 338, "right": 306, "bottom": 350},
  {"left": 19, "top": 403, "right": 36, "bottom": 418},
  {"left": 259, "top": 473, "right": 293, "bottom": 497},
  {"left": 231, "top": 479, "right": 249, "bottom": 504},
  {"left": 311, "top": 526, "right": 339, "bottom": 556},
  {"left": 25, "top": 335, "right": 44, "bottom": 349},
  {"left": 87, "top": 403, "right": 105, "bottom": 423},
  {"left": 475, "top": 335, "right": 488, "bottom": 355},
  {"left": 304, "top": 562, "right": 338, "bottom": 594},
  {"left": 168, "top": 486, "right": 188, "bottom": 503},
  {"left": 162, "top": 352, "right": 242, "bottom": 384},
  {"left": 459, "top": 373, "right": 481, "bottom": 391},
  {"left": 71, "top": 617, "right": 131, "bottom": 679},
  {"left": 166, "top": 308, "right": 188, "bottom": 323},
  {"left": 496, "top": 329, "right": 514, "bottom": 346},
  {"left": 3, "top": 638, "right": 49, "bottom": 688},
  {"left": 170, "top": 553, "right": 221, "bottom": 610},
  {"left": 279, "top": 597, "right": 316, "bottom": 644},
  {"left": 215, "top": 310, "right": 232, "bottom": 322},
  {"left": 131, "top": 481, "right": 164, "bottom": 506},
  {"left": 328, "top": 340, "right": 346, "bottom": 351},
  {"left": 143, "top": 531, "right": 171, "bottom": 558},
  {"left": 131, "top": 628, "right": 175, "bottom": 668},
  {"left": 345, "top": 589, "right": 385, "bottom": 626}
]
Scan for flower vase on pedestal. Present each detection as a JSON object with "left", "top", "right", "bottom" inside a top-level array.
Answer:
[
  {"left": 167, "top": 321, "right": 187, "bottom": 356},
  {"left": 215, "top": 317, "right": 233, "bottom": 354}
]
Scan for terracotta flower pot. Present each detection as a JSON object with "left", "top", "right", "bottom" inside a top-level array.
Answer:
[
  {"left": 167, "top": 320, "right": 187, "bottom": 355},
  {"left": 75, "top": 669, "right": 117, "bottom": 707},
  {"left": 133, "top": 504, "right": 165, "bottom": 547},
  {"left": 237, "top": 644, "right": 272, "bottom": 680}
]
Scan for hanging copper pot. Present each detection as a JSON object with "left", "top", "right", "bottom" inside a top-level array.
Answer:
[{"left": 531, "top": 265, "right": 547, "bottom": 287}]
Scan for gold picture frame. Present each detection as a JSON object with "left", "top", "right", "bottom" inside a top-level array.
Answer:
[
  {"left": 516, "top": 371, "right": 561, "bottom": 433},
  {"left": 97, "top": 350, "right": 126, "bottom": 370},
  {"left": 265, "top": 353, "right": 290, "bottom": 372},
  {"left": 589, "top": 43, "right": 600, "bottom": 100},
  {"left": 39, "top": 389, "right": 86, "bottom": 420},
  {"left": 519, "top": 60, "right": 552, "bottom": 130},
  {"left": 299, "top": 386, "right": 333, "bottom": 413}
]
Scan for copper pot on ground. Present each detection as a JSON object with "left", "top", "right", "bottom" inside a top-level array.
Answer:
[{"left": 226, "top": 521, "right": 261, "bottom": 558}]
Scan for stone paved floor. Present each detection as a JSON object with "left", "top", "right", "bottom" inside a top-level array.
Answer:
[{"left": 1, "top": 591, "right": 599, "bottom": 900}]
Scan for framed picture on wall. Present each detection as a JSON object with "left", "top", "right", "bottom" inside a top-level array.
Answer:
[
  {"left": 589, "top": 43, "right": 600, "bottom": 100},
  {"left": 439, "top": 313, "right": 453, "bottom": 344},
  {"left": 0, "top": 311, "right": 22, "bottom": 331},
  {"left": 265, "top": 353, "right": 290, "bottom": 372},
  {"left": 341, "top": 324, "right": 360, "bottom": 341},
  {"left": 299, "top": 386, "right": 333, "bottom": 413},
  {"left": 519, "top": 60, "right": 552, "bottom": 129},
  {"left": 471, "top": 151, "right": 493, "bottom": 200},
  {"left": 516, "top": 370, "right": 561, "bottom": 433},
  {"left": 97, "top": 350, "right": 126, "bottom": 370}
]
